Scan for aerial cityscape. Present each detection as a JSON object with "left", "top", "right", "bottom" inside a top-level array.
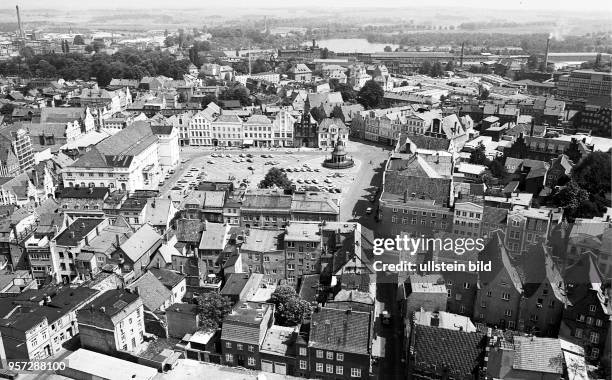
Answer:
[{"left": 0, "top": 0, "right": 610, "bottom": 379}]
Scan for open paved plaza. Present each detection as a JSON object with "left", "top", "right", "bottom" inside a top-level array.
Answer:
[{"left": 160, "top": 140, "right": 392, "bottom": 220}]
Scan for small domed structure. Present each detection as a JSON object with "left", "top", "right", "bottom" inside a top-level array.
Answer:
[{"left": 323, "top": 137, "right": 354, "bottom": 169}]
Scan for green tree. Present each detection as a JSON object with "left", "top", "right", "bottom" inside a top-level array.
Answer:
[
  {"left": 0, "top": 103, "right": 14, "bottom": 116},
  {"left": 418, "top": 60, "right": 432, "bottom": 75},
  {"left": 220, "top": 84, "right": 250, "bottom": 106},
  {"left": 320, "top": 48, "right": 329, "bottom": 59},
  {"left": 164, "top": 35, "right": 177, "bottom": 47},
  {"left": 310, "top": 104, "right": 327, "bottom": 123},
  {"left": 552, "top": 180, "right": 589, "bottom": 213},
  {"left": 444, "top": 60, "right": 455, "bottom": 72},
  {"left": 479, "top": 86, "right": 490, "bottom": 100},
  {"left": 196, "top": 292, "right": 232, "bottom": 332},
  {"left": 572, "top": 151, "right": 611, "bottom": 201},
  {"left": 469, "top": 142, "right": 489, "bottom": 165},
  {"left": 334, "top": 82, "right": 356, "bottom": 103},
  {"left": 331, "top": 105, "right": 345, "bottom": 122},
  {"left": 565, "top": 139, "right": 582, "bottom": 164},
  {"left": 270, "top": 285, "right": 311, "bottom": 326},
  {"left": 430, "top": 61, "right": 444, "bottom": 77},
  {"left": 73, "top": 35, "right": 85, "bottom": 45},
  {"left": 259, "top": 167, "right": 293, "bottom": 191},
  {"left": 357, "top": 80, "right": 384, "bottom": 109},
  {"left": 200, "top": 94, "right": 218, "bottom": 108},
  {"left": 384, "top": 45, "right": 393, "bottom": 52},
  {"left": 488, "top": 155, "right": 509, "bottom": 181}
]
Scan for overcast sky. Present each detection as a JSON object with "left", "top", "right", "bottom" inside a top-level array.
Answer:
[{"left": 4, "top": 0, "right": 612, "bottom": 12}]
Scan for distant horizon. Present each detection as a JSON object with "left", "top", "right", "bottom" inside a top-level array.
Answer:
[{"left": 2, "top": 0, "right": 612, "bottom": 13}]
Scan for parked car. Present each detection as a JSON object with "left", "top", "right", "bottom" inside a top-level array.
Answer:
[
  {"left": 239, "top": 153, "right": 246, "bottom": 158},
  {"left": 247, "top": 158, "right": 254, "bottom": 163},
  {"left": 207, "top": 160, "right": 215, "bottom": 164},
  {"left": 158, "top": 181, "right": 165, "bottom": 186},
  {"left": 247, "top": 166, "right": 254, "bottom": 171},
  {"left": 334, "top": 188, "right": 342, "bottom": 193}
]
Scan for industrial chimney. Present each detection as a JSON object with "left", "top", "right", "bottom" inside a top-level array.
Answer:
[
  {"left": 15, "top": 5, "right": 24, "bottom": 39},
  {"left": 544, "top": 36, "right": 551, "bottom": 72}
]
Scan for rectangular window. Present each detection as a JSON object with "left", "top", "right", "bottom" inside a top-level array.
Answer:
[
  {"left": 336, "top": 353, "right": 343, "bottom": 361},
  {"left": 225, "top": 353, "right": 233, "bottom": 362},
  {"left": 300, "top": 360, "right": 307, "bottom": 370},
  {"left": 589, "top": 332, "right": 599, "bottom": 344},
  {"left": 299, "top": 347, "right": 307, "bottom": 356},
  {"left": 351, "top": 368, "right": 362, "bottom": 377},
  {"left": 316, "top": 363, "right": 323, "bottom": 372},
  {"left": 237, "top": 343, "right": 243, "bottom": 350},
  {"left": 226, "top": 342, "right": 232, "bottom": 348},
  {"left": 501, "top": 292, "right": 510, "bottom": 301},
  {"left": 326, "top": 364, "right": 334, "bottom": 373},
  {"left": 248, "top": 357, "right": 255, "bottom": 366},
  {"left": 336, "top": 366, "right": 344, "bottom": 375},
  {"left": 316, "top": 350, "right": 323, "bottom": 358},
  {"left": 326, "top": 351, "right": 334, "bottom": 360}
]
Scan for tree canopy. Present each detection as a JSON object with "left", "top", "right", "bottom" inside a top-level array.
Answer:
[
  {"left": 0, "top": 48, "right": 192, "bottom": 86},
  {"left": 196, "top": 292, "right": 232, "bottom": 332},
  {"left": 219, "top": 83, "right": 251, "bottom": 106},
  {"left": 259, "top": 167, "right": 293, "bottom": 191},
  {"left": 357, "top": 80, "right": 384, "bottom": 109},
  {"left": 469, "top": 143, "right": 488, "bottom": 165},
  {"left": 270, "top": 285, "right": 311, "bottom": 326}
]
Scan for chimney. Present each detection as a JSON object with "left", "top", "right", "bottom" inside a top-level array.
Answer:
[
  {"left": 544, "top": 36, "right": 551, "bottom": 72},
  {"left": 460, "top": 42, "right": 464, "bottom": 67},
  {"left": 530, "top": 118, "right": 535, "bottom": 137},
  {"left": 403, "top": 189, "right": 408, "bottom": 203},
  {"left": 15, "top": 5, "right": 24, "bottom": 39},
  {"left": 115, "top": 234, "right": 120, "bottom": 248}
]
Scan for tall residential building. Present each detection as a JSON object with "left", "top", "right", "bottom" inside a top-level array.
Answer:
[
  {"left": 77, "top": 289, "right": 145, "bottom": 355},
  {"left": 0, "top": 127, "right": 34, "bottom": 173}
]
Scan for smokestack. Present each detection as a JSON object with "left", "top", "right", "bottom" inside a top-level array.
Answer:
[
  {"left": 460, "top": 42, "right": 465, "bottom": 67},
  {"left": 15, "top": 5, "right": 24, "bottom": 39},
  {"left": 544, "top": 36, "right": 551, "bottom": 72},
  {"left": 530, "top": 118, "right": 535, "bottom": 137}
]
